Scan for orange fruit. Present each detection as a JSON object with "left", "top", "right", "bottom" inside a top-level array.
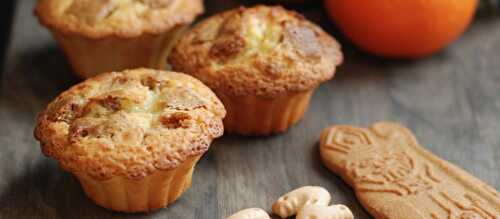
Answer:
[{"left": 325, "top": 0, "right": 478, "bottom": 58}]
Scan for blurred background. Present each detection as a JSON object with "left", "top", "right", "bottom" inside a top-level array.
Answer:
[
  {"left": 2, "top": 0, "right": 500, "bottom": 72},
  {"left": 0, "top": 1, "right": 15, "bottom": 73}
]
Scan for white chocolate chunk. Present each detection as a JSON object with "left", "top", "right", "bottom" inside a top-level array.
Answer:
[
  {"left": 272, "top": 186, "right": 331, "bottom": 218},
  {"left": 65, "top": 0, "right": 120, "bottom": 24},
  {"left": 226, "top": 208, "right": 270, "bottom": 219},
  {"left": 296, "top": 204, "right": 354, "bottom": 219}
]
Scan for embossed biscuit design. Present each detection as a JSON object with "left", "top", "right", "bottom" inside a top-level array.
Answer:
[{"left": 319, "top": 122, "right": 500, "bottom": 219}]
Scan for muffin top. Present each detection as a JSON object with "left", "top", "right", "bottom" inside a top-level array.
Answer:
[
  {"left": 34, "top": 69, "right": 225, "bottom": 180},
  {"left": 169, "top": 5, "right": 343, "bottom": 98},
  {"left": 35, "top": 0, "right": 204, "bottom": 38}
]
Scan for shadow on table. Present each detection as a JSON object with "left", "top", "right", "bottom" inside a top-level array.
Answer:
[
  {"left": 0, "top": 158, "right": 187, "bottom": 219},
  {"left": 13, "top": 44, "right": 80, "bottom": 99},
  {"left": 0, "top": 158, "right": 111, "bottom": 218},
  {"left": 1, "top": 44, "right": 80, "bottom": 119}
]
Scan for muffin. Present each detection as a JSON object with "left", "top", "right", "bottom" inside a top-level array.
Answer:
[
  {"left": 169, "top": 5, "right": 342, "bottom": 135},
  {"left": 35, "top": 0, "right": 204, "bottom": 78},
  {"left": 34, "top": 68, "right": 225, "bottom": 212}
]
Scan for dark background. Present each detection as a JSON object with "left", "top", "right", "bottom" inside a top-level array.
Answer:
[{"left": 0, "top": 1, "right": 15, "bottom": 73}]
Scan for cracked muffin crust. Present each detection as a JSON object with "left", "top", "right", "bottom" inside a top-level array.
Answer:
[
  {"left": 35, "top": 0, "right": 204, "bottom": 78},
  {"left": 169, "top": 5, "right": 342, "bottom": 135},
  {"left": 35, "top": 68, "right": 225, "bottom": 180},
  {"left": 169, "top": 5, "right": 343, "bottom": 98},
  {"left": 35, "top": 0, "right": 204, "bottom": 38}
]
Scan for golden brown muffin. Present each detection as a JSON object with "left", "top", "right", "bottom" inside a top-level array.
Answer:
[
  {"left": 34, "top": 68, "right": 225, "bottom": 212},
  {"left": 169, "top": 5, "right": 342, "bottom": 135},
  {"left": 35, "top": 0, "right": 204, "bottom": 78}
]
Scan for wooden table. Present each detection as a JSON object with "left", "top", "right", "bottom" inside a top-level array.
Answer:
[{"left": 1, "top": 0, "right": 499, "bottom": 218}]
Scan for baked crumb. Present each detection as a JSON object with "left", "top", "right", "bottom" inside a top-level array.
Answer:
[
  {"left": 34, "top": 69, "right": 225, "bottom": 180},
  {"left": 35, "top": 0, "right": 204, "bottom": 38},
  {"left": 169, "top": 5, "right": 343, "bottom": 97}
]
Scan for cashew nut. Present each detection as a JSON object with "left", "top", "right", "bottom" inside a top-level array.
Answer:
[
  {"left": 226, "top": 208, "right": 270, "bottom": 219},
  {"left": 272, "top": 186, "right": 331, "bottom": 218},
  {"left": 296, "top": 204, "right": 354, "bottom": 219}
]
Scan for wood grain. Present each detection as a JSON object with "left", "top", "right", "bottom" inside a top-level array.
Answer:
[{"left": 0, "top": 0, "right": 499, "bottom": 218}]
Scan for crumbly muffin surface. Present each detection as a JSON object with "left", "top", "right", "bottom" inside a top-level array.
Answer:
[
  {"left": 35, "top": 69, "right": 225, "bottom": 180},
  {"left": 35, "top": 0, "right": 204, "bottom": 38},
  {"left": 169, "top": 5, "right": 343, "bottom": 97}
]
